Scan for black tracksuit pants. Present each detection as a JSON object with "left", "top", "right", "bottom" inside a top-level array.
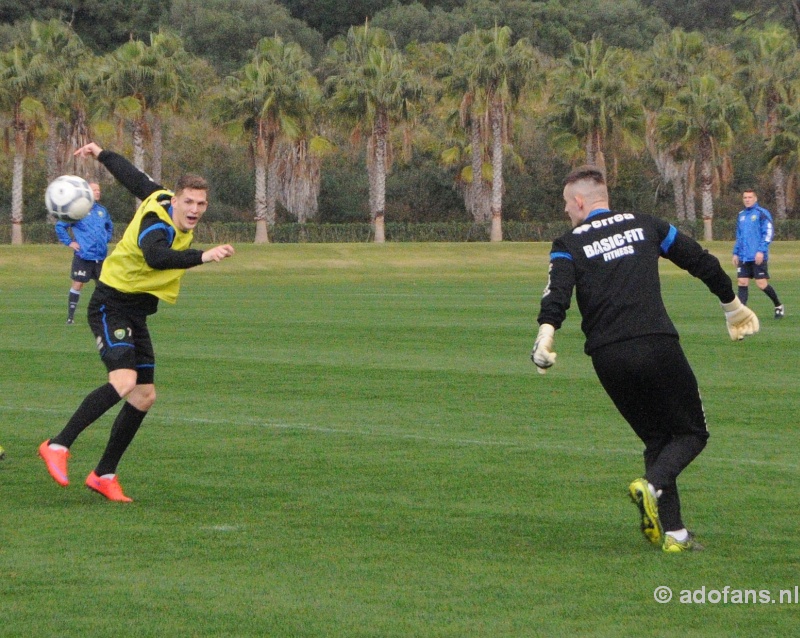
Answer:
[{"left": 591, "top": 334, "right": 709, "bottom": 532}]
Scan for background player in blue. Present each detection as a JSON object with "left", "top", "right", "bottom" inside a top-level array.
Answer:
[
  {"left": 54, "top": 182, "right": 113, "bottom": 324},
  {"left": 531, "top": 166, "right": 759, "bottom": 552},
  {"left": 733, "top": 189, "right": 784, "bottom": 319}
]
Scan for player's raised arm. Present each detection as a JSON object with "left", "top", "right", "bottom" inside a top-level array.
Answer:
[{"left": 75, "top": 142, "right": 163, "bottom": 201}]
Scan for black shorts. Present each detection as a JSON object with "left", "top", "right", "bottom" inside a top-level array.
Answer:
[
  {"left": 590, "top": 335, "right": 709, "bottom": 446},
  {"left": 87, "top": 295, "right": 155, "bottom": 384},
  {"left": 71, "top": 255, "right": 104, "bottom": 283},
  {"left": 736, "top": 261, "right": 769, "bottom": 280}
]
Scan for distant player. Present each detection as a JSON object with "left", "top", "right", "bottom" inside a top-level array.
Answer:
[
  {"left": 732, "top": 189, "right": 784, "bottom": 319},
  {"left": 55, "top": 182, "right": 113, "bottom": 324},
  {"left": 39, "top": 142, "right": 235, "bottom": 502},
  {"left": 531, "top": 166, "right": 759, "bottom": 552}
]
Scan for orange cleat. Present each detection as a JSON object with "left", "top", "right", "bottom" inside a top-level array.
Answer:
[
  {"left": 85, "top": 471, "right": 133, "bottom": 502},
  {"left": 38, "top": 440, "right": 70, "bottom": 486}
]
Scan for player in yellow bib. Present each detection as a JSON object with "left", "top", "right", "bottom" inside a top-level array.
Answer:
[{"left": 39, "top": 142, "right": 235, "bottom": 501}]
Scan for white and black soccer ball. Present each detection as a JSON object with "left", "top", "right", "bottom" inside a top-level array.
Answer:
[{"left": 45, "top": 175, "right": 95, "bottom": 221}]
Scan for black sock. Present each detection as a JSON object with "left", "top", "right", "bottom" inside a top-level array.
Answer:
[
  {"left": 68, "top": 289, "right": 80, "bottom": 320},
  {"left": 646, "top": 434, "right": 707, "bottom": 493},
  {"left": 95, "top": 403, "right": 148, "bottom": 476},
  {"left": 51, "top": 383, "right": 122, "bottom": 448},
  {"left": 762, "top": 285, "right": 781, "bottom": 306},
  {"left": 737, "top": 285, "right": 749, "bottom": 306},
  {"left": 656, "top": 483, "right": 683, "bottom": 532}
]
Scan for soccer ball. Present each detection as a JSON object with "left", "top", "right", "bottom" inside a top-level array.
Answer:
[{"left": 45, "top": 175, "right": 95, "bottom": 221}]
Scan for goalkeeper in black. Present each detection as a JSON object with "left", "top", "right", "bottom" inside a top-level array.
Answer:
[
  {"left": 531, "top": 166, "right": 759, "bottom": 552},
  {"left": 38, "top": 142, "right": 235, "bottom": 502}
]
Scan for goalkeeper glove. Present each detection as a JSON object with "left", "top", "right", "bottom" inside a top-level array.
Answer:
[
  {"left": 722, "top": 298, "right": 760, "bottom": 341},
  {"left": 531, "top": 324, "right": 557, "bottom": 374}
]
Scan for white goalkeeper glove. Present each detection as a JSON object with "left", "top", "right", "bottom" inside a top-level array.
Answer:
[
  {"left": 531, "top": 324, "right": 557, "bottom": 374},
  {"left": 722, "top": 298, "right": 760, "bottom": 341}
]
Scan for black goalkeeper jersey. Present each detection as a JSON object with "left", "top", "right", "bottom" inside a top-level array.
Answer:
[{"left": 537, "top": 208, "right": 735, "bottom": 355}]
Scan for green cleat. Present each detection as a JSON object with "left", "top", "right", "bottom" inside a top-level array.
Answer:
[
  {"left": 663, "top": 532, "right": 704, "bottom": 553},
  {"left": 629, "top": 478, "right": 663, "bottom": 546}
]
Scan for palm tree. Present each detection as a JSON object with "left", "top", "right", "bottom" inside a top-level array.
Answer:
[
  {"left": 324, "top": 21, "right": 421, "bottom": 243},
  {"left": 462, "top": 26, "right": 535, "bottom": 241},
  {"left": 276, "top": 134, "right": 334, "bottom": 225},
  {"left": 0, "top": 34, "right": 48, "bottom": 244},
  {"left": 101, "top": 39, "right": 153, "bottom": 172},
  {"left": 640, "top": 29, "right": 709, "bottom": 221},
  {"left": 217, "top": 35, "right": 319, "bottom": 243},
  {"left": 146, "top": 29, "right": 201, "bottom": 184},
  {"left": 657, "top": 74, "right": 749, "bottom": 240},
  {"left": 736, "top": 25, "right": 800, "bottom": 219},
  {"left": 441, "top": 31, "right": 493, "bottom": 224},
  {"left": 764, "top": 103, "right": 800, "bottom": 212},
  {"left": 28, "top": 19, "right": 99, "bottom": 179},
  {"left": 102, "top": 32, "right": 200, "bottom": 183},
  {"left": 549, "top": 36, "right": 641, "bottom": 177}
]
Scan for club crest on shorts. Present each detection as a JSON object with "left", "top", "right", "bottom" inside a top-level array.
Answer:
[{"left": 114, "top": 328, "right": 127, "bottom": 340}]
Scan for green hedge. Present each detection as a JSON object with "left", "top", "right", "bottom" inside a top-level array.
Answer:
[{"left": 6, "top": 219, "right": 800, "bottom": 244}]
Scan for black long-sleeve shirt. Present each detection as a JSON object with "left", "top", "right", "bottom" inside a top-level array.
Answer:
[{"left": 537, "top": 208, "right": 735, "bottom": 355}]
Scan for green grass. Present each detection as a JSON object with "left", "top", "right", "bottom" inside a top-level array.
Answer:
[{"left": 1, "top": 241, "right": 799, "bottom": 637}]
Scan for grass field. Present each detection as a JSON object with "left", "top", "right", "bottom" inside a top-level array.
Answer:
[{"left": 1, "top": 241, "right": 798, "bottom": 637}]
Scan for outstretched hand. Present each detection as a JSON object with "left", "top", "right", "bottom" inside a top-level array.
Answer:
[
  {"left": 74, "top": 142, "right": 103, "bottom": 159},
  {"left": 202, "top": 244, "right": 235, "bottom": 263}
]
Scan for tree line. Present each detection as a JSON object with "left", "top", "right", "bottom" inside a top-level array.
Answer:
[{"left": 2, "top": 1, "right": 800, "bottom": 243}]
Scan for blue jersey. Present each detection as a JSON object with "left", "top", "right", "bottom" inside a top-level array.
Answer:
[
  {"left": 733, "top": 205, "right": 773, "bottom": 262},
  {"left": 55, "top": 202, "right": 113, "bottom": 261}
]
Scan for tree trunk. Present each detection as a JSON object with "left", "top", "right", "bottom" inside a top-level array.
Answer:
[
  {"left": 468, "top": 120, "right": 491, "bottom": 223},
  {"left": 683, "top": 161, "right": 696, "bottom": 222},
  {"left": 672, "top": 163, "right": 686, "bottom": 221},
  {"left": 645, "top": 113, "right": 687, "bottom": 221},
  {"left": 132, "top": 118, "right": 146, "bottom": 207},
  {"left": 374, "top": 214, "right": 386, "bottom": 243},
  {"left": 152, "top": 113, "right": 163, "bottom": 184},
  {"left": 11, "top": 127, "right": 25, "bottom": 245},
  {"left": 372, "top": 111, "right": 388, "bottom": 244},
  {"left": 132, "top": 119, "right": 146, "bottom": 171},
  {"left": 469, "top": 122, "right": 484, "bottom": 223},
  {"left": 46, "top": 115, "right": 59, "bottom": 182},
  {"left": 772, "top": 164, "right": 787, "bottom": 220},
  {"left": 367, "top": 147, "right": 378, "bottom": 218},
  {"left": 253, "top": 147, "right": 269, "bottom": 244},
  {"left": 69, "top": 109, "right": 92, "bottom": 177},
  {"left": 699, "top": 137, "right": 714, "bottom": 241},
  {"left": 266, "top": 153, "right": 279, "bottom": 226},
  {"left": 702, "top": 217, "right": 713, "bottom": 242},
  {"left": 489, "top": 100, "right": 503, "bottom": 242},
  {"left": 586, "top": 129, "right": 605, "bottom": 170},
  {"left": 585, "top": 134, "right": 596, "bottom": 166},
  {"left": 254, "top": 218, "right": 269, "bottom": 243}
]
